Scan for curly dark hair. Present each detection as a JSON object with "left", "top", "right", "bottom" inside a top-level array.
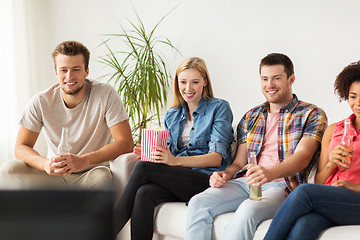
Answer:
[{"left": 334, "top": 61, "right": 360, "bottom": 101}]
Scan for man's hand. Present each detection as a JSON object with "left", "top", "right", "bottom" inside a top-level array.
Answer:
[
  {"left": 48, "top": 154, "right": 88, "bottom": 175},
  {"left": 210, "top": 171, "right": 231, "bottom": 188},
  {"left": 246, "top": 165, "right": 275, "bottom": 186},
  {"left": 43, "top": 158, "right": 60, "bottom": 175}
]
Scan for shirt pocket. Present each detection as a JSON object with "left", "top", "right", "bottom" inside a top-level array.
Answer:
[{"left": 194, "top": 136, "right": 210, "bottom": 150}]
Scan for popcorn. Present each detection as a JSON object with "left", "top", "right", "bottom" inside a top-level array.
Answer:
[{"left": 141, "top": 129, "right": 169, "bottom": 162}]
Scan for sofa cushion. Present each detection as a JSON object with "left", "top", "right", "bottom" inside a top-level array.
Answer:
[
  {"left": 154, "top": 202, "right": 187, "bottom": 238},
  {"left": 152, "top": 200, "right": 360, "bottom": 240},
  {"left": 154, "top": 202, "right": 235, "bottom": 240},
  {"left": 318, "top": 226, "right": 360, "bottom": 239}
]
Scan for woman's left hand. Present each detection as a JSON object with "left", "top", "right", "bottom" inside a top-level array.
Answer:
[
  {"left": 332, "top": 179, "right": 360, "bottom": 193},
  {"left": 151, "top": 146, "right": 177, "bottom": 166}
]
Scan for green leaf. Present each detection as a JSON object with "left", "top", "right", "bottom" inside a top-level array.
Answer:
[{"left": 97, "top": 6, "right": 181, "bottom": 144}]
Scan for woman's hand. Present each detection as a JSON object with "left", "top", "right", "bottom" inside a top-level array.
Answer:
[
  {"left": 133, "top": 144, "right": 141, "bottom": 159},
  {"left": 328, "top": 144, "right": 353, "bottom": 169},
  {"left": 151, "top": 146, "right": 177, "bottom": 166},
  {"left": 332, "top": 179, "right": 360, "bottom": 193}
]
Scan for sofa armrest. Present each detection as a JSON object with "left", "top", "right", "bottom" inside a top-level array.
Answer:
[{"left": 110, "top": 153, "right": 139, "bottom": 199}]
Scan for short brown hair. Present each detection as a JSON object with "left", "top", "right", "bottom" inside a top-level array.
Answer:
[
  {"left": 334, "top": 61, "right": 360, "bottom": 101},
  {"left": 171, "top": 57, "right": 214, "bottom": 108},
  {"left": 51, "top": 41, "right": 90, "bottom": 70},
  {"left": 259, "top": 53, "right": 294, "bottom": 78}
]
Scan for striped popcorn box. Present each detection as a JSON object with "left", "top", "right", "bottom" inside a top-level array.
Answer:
[{"left": 141, "top": 129, "right": 169, "bottom": 162}]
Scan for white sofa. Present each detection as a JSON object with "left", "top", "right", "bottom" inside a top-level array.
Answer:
[{"left": 111, "top": 153, "right": 360, "bottom": 240}]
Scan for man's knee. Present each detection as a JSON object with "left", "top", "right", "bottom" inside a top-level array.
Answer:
[
  {"left": 82, "top": 166, "right": 112, "bottom": 189},
  {"left": 187, "top": 191, "right": 216, "bottom": 220},
  {"left": 188, "top": 192, "right": 204, "bottom": 209},
  {"left": 0, "top": 160, "right": 30, "bottom": 175}
]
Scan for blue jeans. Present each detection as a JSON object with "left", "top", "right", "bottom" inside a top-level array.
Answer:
[
  {"left": 264, "top": 184, "right": 360, "bottom": 240},
  {"left": 186, "top": 177, "right": 287, "bottom": 240}
]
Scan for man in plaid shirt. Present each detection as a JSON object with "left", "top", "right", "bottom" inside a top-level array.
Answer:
[{"left": 186, "top": 53, "right": 328, "bottom": 240}]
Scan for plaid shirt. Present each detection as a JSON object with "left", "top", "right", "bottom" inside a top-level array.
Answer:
[{"left": 236, "top": 94, "right": 328, "bottom": 193}]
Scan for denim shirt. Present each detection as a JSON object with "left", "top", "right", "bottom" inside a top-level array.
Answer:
[{"left": 164, "top": 97, "right": 234, "bottom": 175}]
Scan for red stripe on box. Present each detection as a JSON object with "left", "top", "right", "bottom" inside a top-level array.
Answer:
[{"left": 141, "top": 129, "right": 169, "bottom": 162}]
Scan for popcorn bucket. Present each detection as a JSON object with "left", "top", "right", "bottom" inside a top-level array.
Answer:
[{"left": 141, "top": 129, "right": 169, "bottom": 162}]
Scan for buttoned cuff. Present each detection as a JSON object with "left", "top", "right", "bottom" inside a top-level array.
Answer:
[{"left": 209, "top": 142, "right": 228, "bottom": 160}]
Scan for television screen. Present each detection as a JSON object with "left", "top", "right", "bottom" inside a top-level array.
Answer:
[{"left": 0, "top": 190, "right": 113, "bottom": 240}]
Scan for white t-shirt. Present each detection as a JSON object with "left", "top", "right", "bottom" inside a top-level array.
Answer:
[
  {"left": 20, "top": 79, "right": 128, "bottom": 163},
  {"left": 178, "top": 119, "right": 193, "bottom": 148}
]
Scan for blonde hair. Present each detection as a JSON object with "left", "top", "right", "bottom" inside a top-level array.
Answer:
[{"left": 171, "top": 57, "right": 214, "bottom": 108}]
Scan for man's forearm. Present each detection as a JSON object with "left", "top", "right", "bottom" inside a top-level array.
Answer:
[
  {"left": 269, "top": 137, "right": 320, "bottom": 180},
  {"left": 81, "top": 139, "right": 134, "bottom": 167},
  {"left": 14, "top": 144, "right": 48, "bottom": 171},
  {"left": 224, "top": 163, "right": 244, "bottom": 179}
]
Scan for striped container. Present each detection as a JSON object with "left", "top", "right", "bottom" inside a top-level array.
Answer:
[{"left": 141, "top": 129, "right": 169, "bottom": 162}]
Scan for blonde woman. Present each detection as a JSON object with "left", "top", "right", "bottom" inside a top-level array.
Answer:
[{"left": 113, "top": 57, "right": 234, "bottom": 240}]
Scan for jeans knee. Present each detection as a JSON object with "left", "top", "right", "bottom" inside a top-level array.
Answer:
[
  {"left": 188, "top": 193, "right": 204, "bottom": 210},
  {"left": 290, "top": 184, "right": 313, "bottom": 201},
  {"left": 187, "top": 193, "right": 215, "bottom": 223}
]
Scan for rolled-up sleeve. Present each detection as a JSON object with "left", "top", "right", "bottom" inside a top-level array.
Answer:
[{"left": 208, "top": 100, "right": 234, "bottom": 160}]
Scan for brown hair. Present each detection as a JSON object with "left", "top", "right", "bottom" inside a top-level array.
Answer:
[
  {"left": 171, "top": 57, "right": 214, "bottom": 108},
  {"left": 51, "top": 41, "right": 90, "bottom": 70},
  {"left": 259, "top": 53, "right": 294, "bottom": 78},
  {"left": 334, "top": 61, "right": 360, "bottom": 101}
]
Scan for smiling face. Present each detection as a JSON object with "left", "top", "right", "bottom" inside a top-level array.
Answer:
[
  {"left": 348, "top": 81, "right": 360, "bottom": 118},
  {"left": 55, "top": 54, "right": 89, "bottom": 97},
  {"left": 177, "top": 69, "right": 207, "bottom": 110},
  {"left": 260, "top": 64, "right": 295, "bottom": 112}
]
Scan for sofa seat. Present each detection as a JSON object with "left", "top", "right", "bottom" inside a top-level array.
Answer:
[
  {"left": 112, "top": 153, "right": 360, "bottom": 240},
  {"left": 152, "top": 202, "right": 269, "bottom": 240},
  {"left": 154, "top": 202, "right": 360, "bottom": 240},
  {"left": 152, "top": 202, "right": 360, "bottom": 240}
]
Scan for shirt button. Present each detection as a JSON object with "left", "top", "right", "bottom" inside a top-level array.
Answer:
[
  {"left": 189, "top": 143, "right": 192, "bottom": 146},
  {"left": 191, "top": 127, "right": 194, "bottom": 130}
]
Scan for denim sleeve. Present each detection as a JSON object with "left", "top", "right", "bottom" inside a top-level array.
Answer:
[
  {"left": 164, "top": 110, "right": 173, "bottom": 146},
  {"left": 208, "top": 100, "right": 234, "bottom": 160}
]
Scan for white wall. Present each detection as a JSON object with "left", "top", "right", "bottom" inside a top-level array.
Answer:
[{"left": 24, "top": 0, "right": 360, "bottom": 129}]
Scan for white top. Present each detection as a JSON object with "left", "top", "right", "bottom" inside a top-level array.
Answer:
[
  {"left": 20, "top": 80, "right": 128, "bottom": 163},
  {"left": 179, "top": 119, "right": 193, "bottom": 148}
]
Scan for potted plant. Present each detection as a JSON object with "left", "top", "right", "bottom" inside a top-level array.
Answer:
[{"left": 99, "top": 9, "right": 180, "bottom": 143}]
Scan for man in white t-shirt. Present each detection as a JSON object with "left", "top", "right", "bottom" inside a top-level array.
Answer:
[{"left": 0, "top": 41, "right": 133, "bottom": 189}]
